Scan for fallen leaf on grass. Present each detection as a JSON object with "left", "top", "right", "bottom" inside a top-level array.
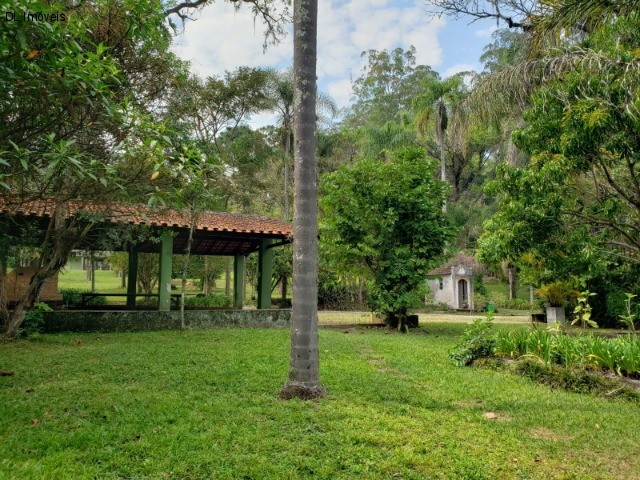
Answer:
[
  {"left": 26, "top": 388, "right": 34, "bottom": 393},
  {"left": 0, "top": 370, "right": 15, "bottom": 376},
  {"left": 32, "top": 419, "right": 39, "bottom": 426},
  {"left": 484, "top": 412, "right": 498, "bottom": 420},
  {"left": 73, "top": 339, "right": 82, "bottom": 345},
  {"left": 595, "top": 423, "right": 601, "bottom": 429}
]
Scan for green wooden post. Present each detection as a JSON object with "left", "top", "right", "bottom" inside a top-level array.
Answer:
[
  {"left": 126, "top": 247, "right": 138, "bottom": 309},
  {"left": 233, "top": 254, "right": 243, "bottom": 309},
  {"left": 0, "top": 247, "right": 7, "bottom": 276},
  {"left": 158, "top": 233, "right": 173, "bottom": 312},
  {"left": 257, "top": 239, "right": 274, "bottom": 309}
]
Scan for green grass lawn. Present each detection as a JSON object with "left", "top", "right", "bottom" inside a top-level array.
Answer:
[
  {"left": 57, "top": 269, "right": 259, "bottom": 304},
  {"left": 1, "top": 325, "right": 638, "bottom": 479},
  {"left": 58, "top": 269, "right": 130, "bottom": 293},
  {"left": 484, "top": 277, "right": 532, "bottom": 302}
]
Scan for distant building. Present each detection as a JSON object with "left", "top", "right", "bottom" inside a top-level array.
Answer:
[
  {"left": 426, "top": 264, "right": 474, "bottom": 310},
  {"left": 6, "top": 267, "right": 62, "bottom": 304}
]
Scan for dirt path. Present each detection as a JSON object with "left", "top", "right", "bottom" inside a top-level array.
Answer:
[{"left": 317, "top": 311, "right": 530, "bottom": 326}]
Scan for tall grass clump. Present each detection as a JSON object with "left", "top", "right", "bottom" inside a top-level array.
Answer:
[{"left": 495, "top": 328, "right": 640, "bottom": 379}]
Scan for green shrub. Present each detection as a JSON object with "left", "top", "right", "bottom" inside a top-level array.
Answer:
[
  {"left": 608, "top": 291, "right": 640, "bottom": 330},
  {"left": 317, "top": 270, "right": 364, "bottom": 310},
  {"left": 473, "top": 292, "right": 487, "bottom": 312},
  {"left": 60, "top": 288, "right": 83, "bottom": 307},
  {"left": 421, "top": 302, "right": 454, "bottom": 313},
  {"left": 272, "top": 298, "right": 292, "bottom": 308},
  {"left": 536, "top": 281, "right": 575, "bottom": 307},
  {"left": 20, "top": 302, "right": 52, "bottom": 337},
  {"left": 449, "top": 315, "right": 495, "bottom": 367},
  {"left": 60, "top": 288, "right": 107, "bottom": 307},
  {"left": 184, "top": 293, "right": 231, "bottom": 308},
  {"left": 473, "top": 273, "right": 487, "bottom": 296},
  {"left": 486, "top": 292, "right": 533, "bottom": 310}
]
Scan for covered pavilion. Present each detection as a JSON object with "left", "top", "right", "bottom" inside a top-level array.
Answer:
[{"left": 0, "top": 199, "right": 292, "bottom": 311}]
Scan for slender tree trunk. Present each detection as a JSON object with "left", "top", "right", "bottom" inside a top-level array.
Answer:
[
  {"left": 439, "top": 137, "right": 447, "bottom": 213},
  {"left": 281, "top": 274, "right": 287, "bottom": 303},
  {"left": 225, "top": 260, "right": 231, "bottom": 296},
  {"left": 85, "top": 255, "right": 91, "bottom": 281},
  {"left": 358, "top": 277, "right": 364, "bottom": 305},
  {"left": 529, "top": 285, "right": 534, "bottom": 305},
  {"left": 281, "top": 0, "right": 324, "bottom": 399},
  {"left": 508, "top": 266, "right": 516, "bottom": 301},
  {"left": 0, "top": 253, "right": 9, "bottom": 327},
  {"left": 121, "top": 270, "right": 126, "bottom": 289}
]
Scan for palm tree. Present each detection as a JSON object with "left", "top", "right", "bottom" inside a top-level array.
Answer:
[
  {"left": 452, "top": 0, "right": 640, "bottom": 132},
  {"left": 280, "top": 0, "right": 324, "bottom": 400},
  {"left": 413, "top": 75, "right": 466, "bottom": 210},
  {"left": 268, "top": 68, "right": 335, "bottom": 306},
  {"left": 268, "top": 68, "right": 336, "bottom": 222},
  {"left": 268, "top": 69, "right": 295, "bottom": 221}
]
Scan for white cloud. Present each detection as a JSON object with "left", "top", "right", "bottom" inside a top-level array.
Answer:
[
  {"left": 173, "top": 0, "right": 447, "bottom": 110},
  {"left": 326, "top": 79, "right": 354, "bottom": 110},
  {"left": 171, "top": 3, "right": 291, "bottom": 78},
  {"left": 474, "top": 25, "right": 498, "bottom": 38},
  {"left": 443, "top": 63, "right": 479, "bottom": 78}
]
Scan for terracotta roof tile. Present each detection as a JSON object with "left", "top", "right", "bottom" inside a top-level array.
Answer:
[{"left": 1, "top": 199, "right": 292, "bottom": 237}]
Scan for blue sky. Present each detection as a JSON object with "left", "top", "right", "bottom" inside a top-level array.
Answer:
[{"left": 173, "top": 0, "right": 497, "bottom": 120}]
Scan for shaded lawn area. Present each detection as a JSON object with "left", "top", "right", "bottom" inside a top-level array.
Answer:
[
  {"left": 1, "top": 325, "right": 638, "bottom": 479},
  {"left": 57, "top": 269, "right": 258, "bottom": 305}
]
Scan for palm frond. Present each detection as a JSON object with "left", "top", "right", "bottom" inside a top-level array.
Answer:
[
  {"left": 451, "top": 48, "right": 640, "bottom": 141},
  {"left": 533, "top": 0, "right": 640, "bottom": 48}
]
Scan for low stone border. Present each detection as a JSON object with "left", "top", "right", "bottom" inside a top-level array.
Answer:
[{"left": 42, "top": 309, "right": 291, "bottom": 333}]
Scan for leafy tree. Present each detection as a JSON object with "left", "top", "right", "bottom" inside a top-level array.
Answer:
[
  {"left": 478, "top": 13, "right": 640, "bottom": 323},
  {"left": 216, "top": 126, "right": 275, "bottom": 212},
  {"left": 168, "top": 68, "right": 273, "bottom": 152},
  {"left": 359, "top": 120, "right": 419, "bottom": 161},
  {"left": 266, "top": 68, "right": 336, "bottom": 221},
  {"left": 321, "top": 147, "right": 454, "bottom": 330},
  {"left": 347, "top": 47, "right": 438, "bottom": 128},
  {"left": 1, "top": 0, "right": 182, "bottom": 337},
  {"left": 480, "top": 29, "right": 531, "bottom": 75}
]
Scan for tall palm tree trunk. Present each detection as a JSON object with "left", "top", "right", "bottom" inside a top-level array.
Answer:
[{"left": 281, "top": 0, "right": 324, "bottom": 399}]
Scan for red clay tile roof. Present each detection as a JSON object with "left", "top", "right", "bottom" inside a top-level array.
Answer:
[{"left": 1, "top": 198, "right": 292, "bottom": 237}]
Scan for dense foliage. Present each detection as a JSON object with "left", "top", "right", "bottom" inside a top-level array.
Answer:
[
  {"left": 321, "top": 147, "right": 453, "bottom": 328},
  {"left": 478, "top": 15, "right": 640, "bottom": 325}
]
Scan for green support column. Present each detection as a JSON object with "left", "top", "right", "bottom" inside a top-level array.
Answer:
[
  {"left": 0, "top": 248, "right": 7, "bottom": 276},
  {"left": 257, "top": 239, "right": 274, "bottom": 310},
  {"left": 157, "top": 233, "right": 173, "bottom": 312},
  {"left": 126, "top": 248, "right": 138, "bottom": 309},
  {"left": 233, "top": 255, "right": 244, "bottom": 309}
]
